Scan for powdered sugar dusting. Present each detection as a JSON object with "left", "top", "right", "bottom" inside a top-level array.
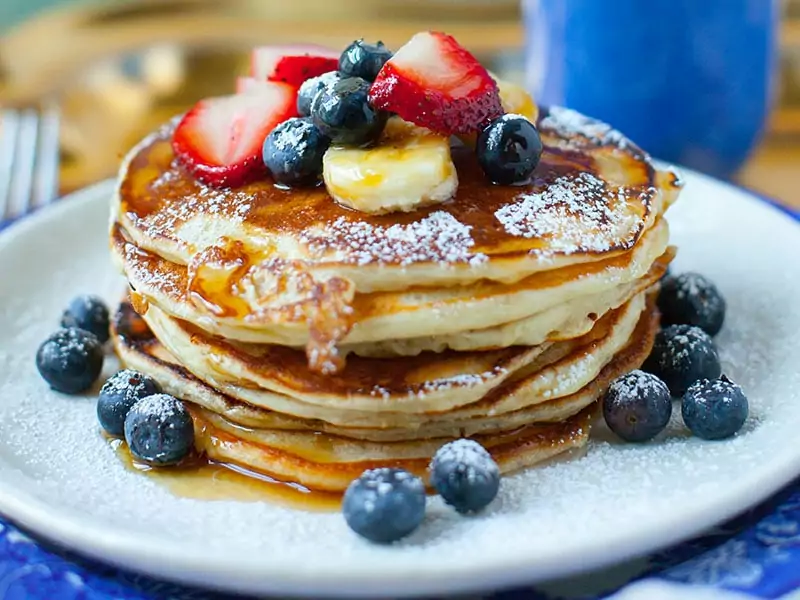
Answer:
[
  {"left": 608, "top": 369, "right": 669, "bottom": 399},
  {"left": 494, "top": 172, "right": 647, "bottom": 256},
  {"left": 349, "top": 468, "right": 425, "bottom": 514},
  {"left": 301, "top": 211, "right": 488, "bottom": 266},
  {"left": 2, "top": 178, "right": 800, "bottom": 596},
  {"left": 129, "top": 393, "right": 186, "bottom": 421},
  {"left": 540, "top": 106, "right": 639, "bottom": 155},
  {"left": 137, "top": 178, "right": 253, "bottom": 241},
  {"left": 432, "top": 439, "right": 499, "bottom": 480}
]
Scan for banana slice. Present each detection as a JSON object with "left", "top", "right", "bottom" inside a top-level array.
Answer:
[
  {"left": 323, "top": 117, "right": 458, "bottom": 214},
  {"left": 496, "top": 77, "right": 539, "bottom": 123}
]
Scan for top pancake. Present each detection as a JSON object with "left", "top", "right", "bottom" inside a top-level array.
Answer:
[{"left": 114, "top": 107, "right": 683, "bottom": 294}]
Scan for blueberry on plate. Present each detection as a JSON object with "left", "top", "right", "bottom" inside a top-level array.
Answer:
[
  {"left": 342, "top": 467, "right": 426, "bottom": 543},
  {"left": 429, "top": 439, "right": 500, "bottom": 513},
  {"left": 643, "top": 324, "right": 721, "bottom": 397},
  {"left": 477, "top": 114, "right": 543, "bottom": 185},
  {"left": 97, "top": 369, "right": 161, "bottom": 437},
  {"left": 36, "top": 328, "right": 104, "bottom": 394},
  {"left": 61, "top": 295, "right": 110, "bottom": 343},
  {"left": 297, "top": 71, "right": 341, "bottom": 117},
  {"left": 311, "top": 77, "right": 387, "bottom": 146},
  {"left": 263, "top": 117, "right": 330, "bottom": 186},
  {"left": 658, "top": 272, "right": 726, "bottom": 336},
  {"left": 603, "top": 370, "right": 672, "bottom": 442},
  {"left": 124, "top": 394, "right": 194, "bottom": 466},
  {"left": 338, "top": 40, "right": 392, "bottom": 82},
  {"left": 682, "top": 375, "right": 749, "bottom": 440}
]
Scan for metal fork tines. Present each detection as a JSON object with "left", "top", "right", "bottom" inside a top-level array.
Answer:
[{"left": 0, "top": 105, "right": 60, "bottom": 221}]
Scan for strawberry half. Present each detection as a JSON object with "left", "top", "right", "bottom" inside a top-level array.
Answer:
[
  {"left": 236, "top": 76, "right": 277, "bottom": 95},
  {"left": 250, "top": 44, "right": 339, "bottom": 87},
  {"left": 172, "top": 84, "right": 298, "bottom": 187},
  {"left": 368, "top": 31, "right": 503, "bottom": 135}
]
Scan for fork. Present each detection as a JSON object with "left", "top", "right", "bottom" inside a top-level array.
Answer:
[{"left": 0, "top": 104, "right": 60, "bottom": 222}]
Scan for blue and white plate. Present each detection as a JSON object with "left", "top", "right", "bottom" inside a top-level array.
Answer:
[{"left": 0, "top": 175, "right": 799, "bottom": 599}]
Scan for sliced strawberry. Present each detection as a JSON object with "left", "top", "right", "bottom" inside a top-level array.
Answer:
[
  {"left": 172, "top": 84, "right": 297, "bottom": 187},
  {"left": 236, "top": 76, "right": 278, "bottom": 95},
  {"left": 250, "top": 44, "right": 339, "bottom": 87},
  {"left": 368, "top": 31, "right": 503, "bottom": 135}
]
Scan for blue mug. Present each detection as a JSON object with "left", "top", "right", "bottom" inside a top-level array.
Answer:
[{"left": 523, "top": 0, "right": 779, "bottom": 179}]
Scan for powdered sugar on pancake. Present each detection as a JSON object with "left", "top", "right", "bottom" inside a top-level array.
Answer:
[
  {"left": 300, "top": 212, "right": 488, "bottom": 266},
  {"left": 540, "top": 106, "right": 638, "bottom": 154},
  {"left": 494, "top": 172, "right": 647, "bottom": 256}
]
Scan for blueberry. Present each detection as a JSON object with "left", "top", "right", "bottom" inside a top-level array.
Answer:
[
  {"left": 429, "top": 439, "right": 500, "bottom": 513},
  {"left": 603, "top": 370, "right": 672, "bottom": 442},
  {"left": 124, "top": 394, "right": 194, "bottom": 466},
  {"left": 297, "top": 71, "right": 341, "bottom": 117},
  {"left": 342, "top": 468, "right": 426, "bottom": 543},
  {"left": 644, "top": 325, "right": 721, "bottom": 397},
  {"left": 476, "top": 114, "right": 543, "bottom": 185},
  {"left": 61, "top": 295, "right": 110, "bottom": 343},
  {"left": 263, "top": 117, "right": 330, "bottom": 186},
  {"left": 682, "top": 375, "right": 748, "bottom": 440},
  {"left": 658, "top": 272, "right": 726, "bottom": 336},
  {"left": 311, "top": 77, "right": 387, "bottom": 146},
  {"left": 36, "top": 328, "right": 104, "bottom": 394},
  {"left": 338, "top": 40, "right": 392, "bottom": 82},
  {"left": 97, "top": 369, "right": 161, "bottom": 437}
]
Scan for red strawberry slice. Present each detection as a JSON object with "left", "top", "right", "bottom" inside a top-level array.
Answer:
[
  {"left": 368, "top": 31, "right": 503, "bottom": 135},
  {"left": 172, "top": 84, "right": 297, "bottom": 187},
  {"left": 250, "top": 44, "right": 339, "bottom": 87}
]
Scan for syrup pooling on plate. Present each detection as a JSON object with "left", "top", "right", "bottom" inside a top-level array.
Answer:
[{"left": 111, "top": 437, "right": 340, "bottom": 512}]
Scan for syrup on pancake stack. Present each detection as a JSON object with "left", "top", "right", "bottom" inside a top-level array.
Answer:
[{"left": 110, "top": 32, "right": 682, "bottom": 492}]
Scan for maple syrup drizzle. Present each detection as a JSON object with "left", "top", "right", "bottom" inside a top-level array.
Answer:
[{"left": 110, "top": 438, "right": 341, "bottom": 512}]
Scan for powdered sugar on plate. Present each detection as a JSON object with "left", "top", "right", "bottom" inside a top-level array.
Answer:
[{"left": 0, "top": 177, "right": 799, "bottom": 598}]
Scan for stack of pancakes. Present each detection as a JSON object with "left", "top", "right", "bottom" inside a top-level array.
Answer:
[{"left": 110, "top": 107, "right": 682, "bottom": 492}]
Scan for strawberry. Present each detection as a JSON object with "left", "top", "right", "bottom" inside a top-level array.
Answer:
[
  {"left": 235, "top": 76, "right": 277, "bottom": 95},
  {"left": 368, "top": 31, "right": 503, "bottom": 135},
  {"left": 250, "top": 44, "right": 339, "bottom": 87},
  {"left": 172, "top": 84, "right": 298, "bottom": 187}
]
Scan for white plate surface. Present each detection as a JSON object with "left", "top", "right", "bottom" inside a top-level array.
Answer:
[{"left": 0, "top": 176, "right": 799, "bottom": 599}]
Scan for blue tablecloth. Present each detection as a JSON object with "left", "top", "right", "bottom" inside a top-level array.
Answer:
[{"left": 2, "top": 200, "right": 799, "bottom": 600}]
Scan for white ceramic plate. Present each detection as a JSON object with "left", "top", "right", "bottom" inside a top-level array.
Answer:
[{"left": 0, "top": 176, "right": 799, "bottom": 599}]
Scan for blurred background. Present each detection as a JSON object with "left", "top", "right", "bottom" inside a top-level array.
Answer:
[{"left": 0, "top": 0, "right": 798, "bottom": 214}]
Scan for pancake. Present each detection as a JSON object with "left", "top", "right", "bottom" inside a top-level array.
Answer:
[
  {"left": 114, "top": 107, "right": 682, "bottom": 293},
  {"left": 138, "top": 290, "right": 647, "bottom": 418},
  {"left": 111, "top": 219, "right": 671, "bottom": 350},
  {"left": 108, "top": 100, "right": 679, "bottom": 493},
  {"left": 190, "top": 406, "right": 594, "bottom": 492},
  {"left": 113, "top": 291, "right": 658, "bottom": 442}
]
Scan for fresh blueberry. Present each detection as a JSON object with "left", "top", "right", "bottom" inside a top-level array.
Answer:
[
  {"left": 311, "top": 77, "right": 387, "bottom": 146},
  {"left": 97, "top": 369, "right": 161, "bottom": 437},
  {"left": 342, "top": 467, "right": 426, "bottom": 543},
  {"left": 124, "top": 394, "right": 194, "bottom": 466},
  {"left": 476, "top": 114, "right": 543, "bottom": 185},
  {"left": 338, "top": 40, "right": 392, "bottom": 82},
  {"left": 603, "top": 370, "right": 672, "bottom": 442},
  {"left": 36, "top": 328, "right": 104, "bottom": 394},
  {"left": 643, "top": 325, "right": 721, "bottom": 397},
  {"left": 61, "top": 295, "right": 110, "bottom": 343},
  {"left": 297, "top": 71, "right": 341, "bottom": 117},
  {"left": 429, "top": 439, "right": 500, "bottom": 513},
  {"left": 682, "top": 375, "right": 749, "bottom": 440},
  {"left": 263, "top": 117, "right": 330, "bottom": 186},
  {"left": 658, "top": 272, "right": 726, "bottom": 336}
]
